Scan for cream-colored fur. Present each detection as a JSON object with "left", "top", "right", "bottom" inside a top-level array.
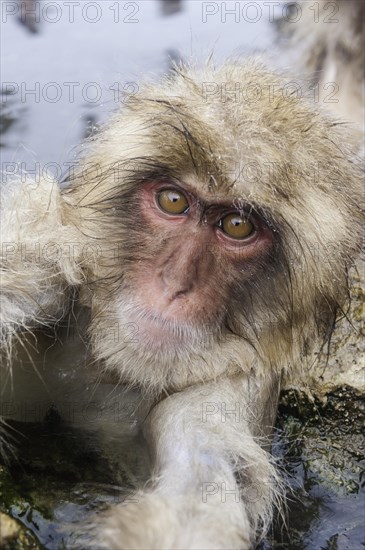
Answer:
[
  {"left": 0, "top": 177, "right": 83, "bottom": 351},
  {"left": 1, "top": 3, "right": 364, "bottom": 547},
  {"left": 281, "top": 0, "right": 364, "bottom": 140}
]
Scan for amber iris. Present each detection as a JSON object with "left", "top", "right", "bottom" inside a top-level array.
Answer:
[
  {"left": 157, "top": 189, "right": 189, "bottom": 215},
  {"left": 221, "top": 213, "right": 254, "bottom": 239}
]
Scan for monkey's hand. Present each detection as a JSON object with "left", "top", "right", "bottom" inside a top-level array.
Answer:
[
  {"left": 0, "top": 176, "right": 83, "bottom": 348},
  {"left": 96, "top": 377, "right": 281, "bottom": 549}
]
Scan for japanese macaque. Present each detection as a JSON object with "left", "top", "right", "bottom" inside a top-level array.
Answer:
[
  {"left": 1, "top": 5, "right": 364, "bottom": 550},
  {"left": 280, "top": 0, "right": 365, "bottom": 140}
]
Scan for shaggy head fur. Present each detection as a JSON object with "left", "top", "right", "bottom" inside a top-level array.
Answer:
[{"left": 62, "top": 61, "right": 364, "bottom": 393}]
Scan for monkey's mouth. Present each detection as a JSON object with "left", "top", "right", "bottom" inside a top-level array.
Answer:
[{"left": 116, "top": 302, "right": 211, "bottom": 351}]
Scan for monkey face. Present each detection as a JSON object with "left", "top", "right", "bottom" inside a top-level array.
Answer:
[{"left": 110, "top": 179, "right": 273, "bottom": 352}]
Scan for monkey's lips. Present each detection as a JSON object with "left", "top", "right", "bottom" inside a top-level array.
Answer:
[{"left": 117, "top": 303, "right": 208, "bottom": 351}]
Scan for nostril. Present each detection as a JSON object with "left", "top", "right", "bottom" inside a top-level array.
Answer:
[
  {"left": 160, "top": 271, "right": 193, "bottom": 300},
  {"left": 171, "top": 287, "right": 190, "bottom": 300}
]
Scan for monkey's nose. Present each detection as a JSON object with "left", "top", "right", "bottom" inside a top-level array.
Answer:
[
  {"left": 158, "top": 259, "right": 196, "bottom": 300},
  {"left": 170, "top": 287, "right": 192, "bottom": 301},
  {"left": 161, "top": 274, "right": 194, "bottom": 302}
]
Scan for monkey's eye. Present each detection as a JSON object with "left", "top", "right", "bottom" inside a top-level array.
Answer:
[
  {"left": 156, "top": 189, "right": 189, "bottom": 215},
  {"left": 220, "top": 213, "right": 254, "bottom": 239}
]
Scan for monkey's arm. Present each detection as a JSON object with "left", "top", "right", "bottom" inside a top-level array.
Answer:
[
  {"left": 99, "top": 375, "right": 281, "bottom": 550},
  {"left": 0, "top": 177, "right": 83, "bottom": 347}
]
